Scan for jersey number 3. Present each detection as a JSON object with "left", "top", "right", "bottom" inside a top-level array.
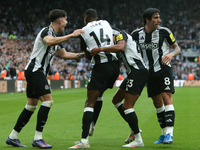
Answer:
[{"left": 89, "top": 28, "right": 111, "bottom": 47}]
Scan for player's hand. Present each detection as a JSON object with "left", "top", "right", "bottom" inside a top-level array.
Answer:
[
  {"left": 91, "top": 48, "right": 101, "bottom": 56},
  {"left": 161, "top": 53, "right": 173, "bottom": 65},
  {"left": 72, "top": 29, "right": 85, "bottom": 37}
]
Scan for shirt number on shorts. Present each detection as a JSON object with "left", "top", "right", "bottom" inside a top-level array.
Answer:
[
  {"left": 164, "top": 77, "right": 170, "bottom": 85},
  {"left": 127, "top": 79, "right": 134, "bottom": 88}
]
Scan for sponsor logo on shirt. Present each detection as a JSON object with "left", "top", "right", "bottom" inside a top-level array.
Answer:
[{"left": 140, "top": 42, "right": 158, "bottom": 49}]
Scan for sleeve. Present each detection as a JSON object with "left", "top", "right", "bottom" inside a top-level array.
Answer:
[
  {"left": 162, "top": 28, "right": 176, "bottom": 45},
  {"left": 41, "top": 28, "right": 53, "bottom": 39},
  {"left": 110, "top": 25, "right": 120, "bottom": 36},
  {"left": 80, "top": 36, "right": 87, "bottom": 51},
  {"left": 131, "top": 30, "right": 139, "bottom": 41},
  {"left": 115, "top": 30, "right": 128, "bottom": 43}
]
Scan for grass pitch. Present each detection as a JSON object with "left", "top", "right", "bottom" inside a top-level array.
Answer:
[{"left": 0, "top": 87, "right": 199, "bottom": 150}]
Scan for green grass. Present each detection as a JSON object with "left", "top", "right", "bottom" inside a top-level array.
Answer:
[{"left": 0, "top": 87, "right": 199, "bottom": 150}]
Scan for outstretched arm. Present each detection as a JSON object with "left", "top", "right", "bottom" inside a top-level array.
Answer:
[
  {"left": 43, "top": 29, "right": 85, "bottom": 46},
  {"left": 57, "top": 48, "right": 85, "bottom": 60},
  {"left": 90, "top": 40, "right": 126, "bottom": 56}
]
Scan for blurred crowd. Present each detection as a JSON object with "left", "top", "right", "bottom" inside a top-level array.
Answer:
[{"left": 0, "top": 0, "right": 200, "bottom": 80}]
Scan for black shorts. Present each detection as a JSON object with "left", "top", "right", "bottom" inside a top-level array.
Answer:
[
  {"left": 147, "top": 65, "right": 175, "bottom": 97},
  {"left": 125, "top": 67, "right": 148, "bottom": 95},
  {"left": 119, "top": 77, "right": 128, "bottom": 90},
  {"left": 25, "top": 70, "right": 51, "bottom": 99},
  {"left": 87, "top": 61, "right": 120, "bottom": 93}
]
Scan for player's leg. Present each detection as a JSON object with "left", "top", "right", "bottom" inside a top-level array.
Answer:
[
  {"left": 122, "top": 93, "right": 144, "bottom": 148},
  {"left": 89, "top": 92, "right": 104, "bottom": 136},
  {"left": 151, "top": 94, "right": 166, "bottom": 144},
  {"left": 112, "top": 78, "right": 127, "bottom": 122},
  {"left": 6, "top": 70, "right": 39, "bottom": 147},
  {"left": 160, "top": 66, "right": 175, "bottom": 144},
  {"left": 147, "top": 73, "right": 168, "bottom": 144},
  {"left": 162, "top": 92, "right": 174, "bottom": 144},
  {"left": 32, "top": 94, "right": 53, "bottom": 149},
  {"left": 6, "top": 98, "right": 38, "bottom": 147},
  {"left": 122, "top": 68, "right": 148, "bottom": 148},
  {"left": 69, "top": 89, "right": 100, "bottom": 149}
]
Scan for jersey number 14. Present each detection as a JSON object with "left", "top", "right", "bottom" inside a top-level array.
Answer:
[{"left": 89, "top": 28, "right": 111, "bottom": 47}]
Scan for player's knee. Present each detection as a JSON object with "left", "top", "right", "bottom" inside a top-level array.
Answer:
[
  {"left": 162, "top": 92, "right": 173, "bottom": 105},
  {"left": 112, "top": 96, "right": 116, "bottom": 104},
  {"left": 25, "top": 104, "right": 37, "bottom": 112},
  {"left": 42, "top": 100, "right": 54, "bottom": 107}
]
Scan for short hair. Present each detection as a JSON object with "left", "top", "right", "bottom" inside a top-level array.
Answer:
[
  {"left": 84, "top": 8, "right": 97, "bottom": 18},
  {"left": 143, "top": 8, "right": 160, "bottom": 25},
  {"left": 49, "top": 9, "right": 67, "bottom": 22}
]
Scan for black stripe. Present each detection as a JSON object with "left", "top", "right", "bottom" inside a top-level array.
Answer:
[
  {"left": 104, "top": 52, "right": 112, "bottom": 62},
  {"left": 40, "top": 46, "right": 50, "bottom": 70},
  {"left": 26, "top": 58, "right": 36, "bottom": 72},
  {"left": 94, "top": 54, "right": 100, "bottom": 64},
  {"left": 145, "top": 33, "right": 154, "bottom": 73},
  {"left": 46, "top": 55, "right": 54, "bottom": 76},
  {"left": 158, "top": 31, "right": 164, "bottom": 69},
  {"left": 133, "top": 58, "right": 146, "bottom": 70},
  {"left": 146, "top": 49, "right": 154, "bottom": 73}
]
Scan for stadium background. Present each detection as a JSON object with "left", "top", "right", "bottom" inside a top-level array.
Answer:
[{"left": 0, "top": 0, "right": 200, "bottom": 93}]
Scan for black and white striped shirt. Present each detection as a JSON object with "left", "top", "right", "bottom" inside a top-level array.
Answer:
[
  {"left": 25, "top": 26, "right": 63, "bottom": 76},
  {"left": 80, "top": 20, "right": 118, "bottom": 65},
  {"left": 131, "top": 26, "right": 175, "bottom": 73},
  {"left": 115, "top": 30, "right": 147, "bottom": 74}
]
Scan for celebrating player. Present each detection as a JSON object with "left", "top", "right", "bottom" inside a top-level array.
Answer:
[
  {"left": 6, "top": 9, "right": 85, "bottom": 149},
  {"left": 69, "top": 8, "right": 120, "bottom": 149},
  {"left": 131, "top": 8, "right": 181, "bottom": 144}
]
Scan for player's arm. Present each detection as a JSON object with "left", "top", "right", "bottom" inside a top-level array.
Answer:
[
  {"left": 57, "top": 48, "right": 85, "bottom": 60},
  {"left": 161, "top": 29, "right": 181, "bottom": 65},
  {"left": 43, "top": 29, "right": 85, "bottom": 46},
  {"left": 91, "top": 32, "right": 127, "bottom": 56},
  {"left": 162, "top": 42, "right": 181, "bottom": 65},
  {"left": 91, "top": 40, "right": 126, "bottom": 56}
]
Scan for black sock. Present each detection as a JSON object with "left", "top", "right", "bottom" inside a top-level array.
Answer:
[
  {"left": 157, "top": 110, "right": 166, "bottom": 129},
  {"left": 36, "top": 105, "right": 50, "bottom": 132},
  {"left": 82, "top": 111, "right": 93, "bottom": 138},
  {"left": 117, "top": 104, "right": 127, "bottom": 122},
  {"left": 125, "top": 110, "right": 139, "bottom": 134},
  {"left": 165, "top": 110, "right": 175, "bottom": 126},
  {"left": 93, "top": 100, "right": 102, "bottom": 125},
  {"left": 14, "top": 108, "right": 34, "bottom": 132}
]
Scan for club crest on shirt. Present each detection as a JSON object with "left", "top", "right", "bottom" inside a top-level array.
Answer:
[
  {"left": 152, "top": 32, "right": 158, "bottom": 39},
  {"left": 48, "top": 31, "right": 52, "bottom": 36}
]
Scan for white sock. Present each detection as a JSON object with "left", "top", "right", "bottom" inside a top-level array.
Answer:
[
  {"left": 114, "top": 102, "right": 123, "bottom": 108},
  {"left": 165, "top": 127, "right": 174, "bottom": 136},
  {"left": 162, "top": 127, "right": 167, "bottom": 136},
  {"left": 34, "top": 131, "right": 42, "bottom": 140},
  {"left": 134, "top": 132, "right": 143, "bottom": 143},
  {"left": 9, "top": 129, "right": 19, "bottom": 139},
  {"left": 81, "top": 138, "right": 88, "bottom": 144}
]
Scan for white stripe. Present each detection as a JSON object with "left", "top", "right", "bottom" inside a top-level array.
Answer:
[
  {"left": 156, "top": 105, "right": 165, "bottom": 113},
  {"left": 84, "top": 107, "right": 94, "bottom": 112},
  {"left": 97, "top": 97, "right": 103, "bottom": 101},
  {"left": 115, "top": 102, "right": 123, "bottom": 108},
  {"left": 165, "top": 105, "right": 175, "bottom": 111},
  {"left": 124, "top": 108, "right": 134, "bottom": 115}
]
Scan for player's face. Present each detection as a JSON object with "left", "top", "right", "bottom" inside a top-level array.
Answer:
[
  {"left": 59, "top": 16, "right": 68, "bottom": 33},
  {"left": 148, "top": 13, "right": 161, "bottom": 31}
]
